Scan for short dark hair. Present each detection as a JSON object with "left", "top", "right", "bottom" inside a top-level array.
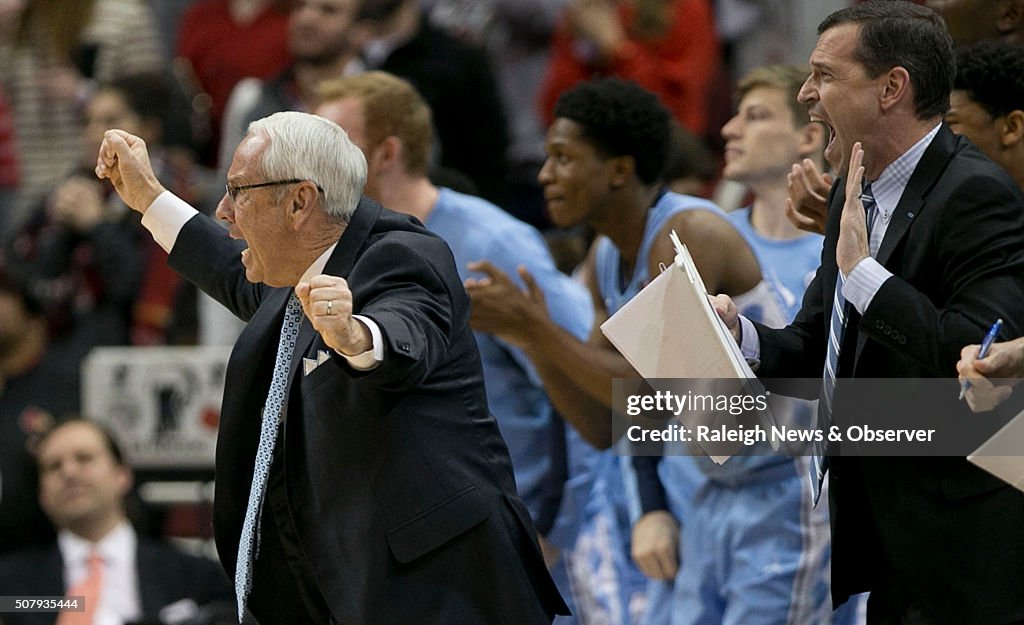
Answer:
[
  {"left": 553, "top": 78, "right": 671, "bottom": 185},
  {"left": 819, "top": 0, "right": 954, "bottom": 120},
  {"left": 37, "top": 418, "right": 127, "bottom": 468},
  {"left": 954, "top": 41, "right": 1024, "bottom": 119}
]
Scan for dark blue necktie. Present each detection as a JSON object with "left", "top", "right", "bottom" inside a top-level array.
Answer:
[{"left": 812, "top": 183, "right": 877, "bottom": 501}]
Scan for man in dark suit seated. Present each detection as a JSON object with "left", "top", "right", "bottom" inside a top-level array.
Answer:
[
  {"left": 93, "top": 110, "right": 567, "bottom": 625},
  {"left": 0, "top": 418, "right": 233, "bottom": 625},
  {"left": 711, "top": 2, "right": 1024, "bottom": 624}
]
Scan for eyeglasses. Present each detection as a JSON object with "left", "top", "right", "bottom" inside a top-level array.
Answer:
[{"left": 224, "top": 179, "right": 324, "bottom": 203}]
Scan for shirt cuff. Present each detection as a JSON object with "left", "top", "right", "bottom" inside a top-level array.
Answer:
[
  {"left": 842, "top": 257, "right": 893, "bottom": 315},
  {"left": 739, "top": 315, "right": 761, "bottom": 369},
  {"left": 340, "top": 315, "right": 383, "bottom": 371},
  {"left": 140, "top": 190, "right": 198, "bottom": 252}
]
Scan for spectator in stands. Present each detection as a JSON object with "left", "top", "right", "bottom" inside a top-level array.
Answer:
[
  {"left": 428, "top": 0, "right": 569, "bottom": 228},
  {"left": 4, "top": 94, "right": 141, "bottom": 391},
  {"left": 218, "top": 0, "right": 363, "bottom": 172},
  {"left": 539, "top": 0, "right": 721, "bottom": 139},
  {"left": 0, "top": 0, "right": 164, "bottom": 236},
  {"left": 81, "top": 74, "right": 220, "bottom": 346},
  {"left": 6, "top": 73, "right": 220, "bottom": 356},
  {"left": 0, "top": 418, "right": 233, "bottom": 625},
  {"left": 355, "top": 0, "right": 511, "bottom": 205},
  {"left": 176, "top": 0, "right": 292, "bottom": 166}
]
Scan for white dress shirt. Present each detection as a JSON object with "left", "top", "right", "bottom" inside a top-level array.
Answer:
[{"left": 58, "top": 521, "right": 142, "bottom": 625}]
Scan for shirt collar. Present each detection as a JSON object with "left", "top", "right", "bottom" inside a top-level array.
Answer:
[
  {"left": 58, "top": 521, "right": 136, "bottom": 568},
  {"left": 869, "top": 123, "right": 941, "bottom": 223},
  {"left": 299, "top": 242, "right": 338, "bottom": 285}
]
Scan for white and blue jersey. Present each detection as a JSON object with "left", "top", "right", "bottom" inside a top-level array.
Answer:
[{"left": 727, "top": 207, "right": 823, "bottom": 322}]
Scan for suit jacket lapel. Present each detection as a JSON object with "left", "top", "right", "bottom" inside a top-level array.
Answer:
[
  {"left": 285, "top": 197, "right": 382, "bottom": 391},
  {"left": 853, "top": 124, "right": 957, "bottom": 364},
  {"left": 874, "top": 125, "right": 955, "bottom": 266},
  {"left": 325, "top": 196, "right": 382, "bottom": 277}
]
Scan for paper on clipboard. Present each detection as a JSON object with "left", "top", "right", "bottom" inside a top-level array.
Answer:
[
  {"left": 600, "top": 230, "right": 754, "bottom": 379},
  {"left": 600, "top": 230, "right": 777, "bottom": 462},
  {"left": 968, "top": 406, "right": 1024, "bottom": 492}
]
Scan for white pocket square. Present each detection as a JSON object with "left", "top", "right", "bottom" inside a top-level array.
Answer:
[{"left": 303, "top": 349, "right": 332, "bottom": 375}]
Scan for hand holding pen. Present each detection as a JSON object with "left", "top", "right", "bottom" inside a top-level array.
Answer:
[{"left": 959, "top": 319, "right": 1003, "bottom": 401}]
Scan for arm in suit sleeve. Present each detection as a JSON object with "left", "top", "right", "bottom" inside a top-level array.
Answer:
[
  {"left": 167, "top": 211, "right": 265, "bottom": 323},
  {"left": 343, "top": 232, "right": 465, "bottom": 391}
]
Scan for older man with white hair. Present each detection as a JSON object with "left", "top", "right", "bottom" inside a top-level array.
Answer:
[{"left": 95, "top": 111, "right": 567, "bottom": 625}]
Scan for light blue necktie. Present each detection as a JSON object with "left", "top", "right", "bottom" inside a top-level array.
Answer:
[
  {"left": 813, "top": 183, "right": 877, "bottom": 502},
  {"left": 235, "top": 294, "right": 303, "bottom": 621}
]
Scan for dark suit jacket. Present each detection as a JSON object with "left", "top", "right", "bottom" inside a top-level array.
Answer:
[
  {"left": 168, "top": 197, "right": 566, "bottom": 625},
  {"left": 0, "top": 537, "right": 233, "bottom": 625},
  {"left": 755, "top": 125, "right": 1024, "bottom": 625}
]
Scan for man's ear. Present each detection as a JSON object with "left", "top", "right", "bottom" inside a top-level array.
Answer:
[
  {"left": 608, "top": 154, "right": 636, "bottom": 189},
  {"left": 879, "top": 66, "right": 911, "bottom": 112},
  {"left": 371, "top": 136, "right": 403, "bottom": 175},
  {"left": 1002, "top": 109, "right": 1024, "bottom": 148},
  {"left": 288, "top": 180, "right": 322, "bottom": 228},
  {"left": 116, "top": 464, "right": 134, "bottom": 499}
]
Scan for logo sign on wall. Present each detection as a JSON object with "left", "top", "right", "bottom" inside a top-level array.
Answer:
[{"left": 83, "top": 346, "right": 231, "bottom": 470}]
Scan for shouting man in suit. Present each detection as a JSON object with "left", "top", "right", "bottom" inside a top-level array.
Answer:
[
  {"left": 712, "top": 2, "right": 1024, "bottom": 624},
  {"left": 94, "top": 112, "right": 567, "bottom": 625},
  {"left": 0, "top": 418, "right": 233, "bottom": 625}
]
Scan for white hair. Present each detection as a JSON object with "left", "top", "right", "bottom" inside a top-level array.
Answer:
[{"left": 246, "top": 111, "right": 367, "bottom": 222}]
